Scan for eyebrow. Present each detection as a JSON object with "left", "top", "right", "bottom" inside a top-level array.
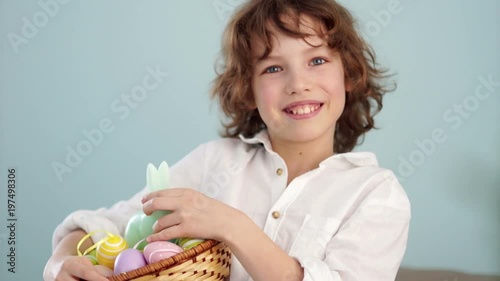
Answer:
[
  {"left": 254, "top": 44, "right": 326, "bottom": 63},
  {"left": 255, "top": 54, "right": 281, "bottom": 63}
]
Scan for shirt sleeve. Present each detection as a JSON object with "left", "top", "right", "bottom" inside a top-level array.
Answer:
[
  {"left": 51, "top": 188, "right": 146, "bottom": 252},
  {"left": 51, "top": 143, "right": 208, "bottom": 252},
  {"left": 295, "top": 173, "right": 411, "bottom": 281}
]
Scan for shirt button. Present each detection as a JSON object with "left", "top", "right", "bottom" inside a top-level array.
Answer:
[
  {"left": 272, "top": 211, "right": 280, "bottom": 219},
  {"left": 276, "top": 168, "right": 283, "bottom": 176}
]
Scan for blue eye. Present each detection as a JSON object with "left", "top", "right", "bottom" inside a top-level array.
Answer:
[
  {"left": 311, "top": 58, "right": 326, "bottom": 66},
  {"left": 265, "top": 66, "right": 282, "bottom": 73}
]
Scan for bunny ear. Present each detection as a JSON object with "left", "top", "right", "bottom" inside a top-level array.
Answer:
[
  {"left": 146, "top": 163, "right": 158, "bottom": 191},
  {"left": 157, "top": 161, "right": 170, "bottom": 189},
  {"left": 146, "top": 161, "right": 170, "bottom": 192}
]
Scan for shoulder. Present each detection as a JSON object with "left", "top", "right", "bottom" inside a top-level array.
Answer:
[
  {"left": 356, "top": 155, "right": 411, "bottom": 217},
  {"left": 324, "top": 151, "right": 393, "bottom": 176},
  {"left": 320, "top": 151, "right": 411, "bottom": 211}
]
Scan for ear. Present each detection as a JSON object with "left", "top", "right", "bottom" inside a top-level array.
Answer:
[
  {"left": 344, "top": 79, "right": 353, "bottom": 93},
  {"left": 247, "top": 100, "right": 257, "bottom": 110},
  {"left": 246, "top": 93, "right": 257, "bottom": 109}
]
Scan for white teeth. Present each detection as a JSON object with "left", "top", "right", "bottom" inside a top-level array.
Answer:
[{"left": 287, "top": 105, "right": 320, "bottom": 115}]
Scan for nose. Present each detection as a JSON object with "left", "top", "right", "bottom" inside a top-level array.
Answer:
[{"left": 285, "top": 68, "right": 311, "bottom": 95}]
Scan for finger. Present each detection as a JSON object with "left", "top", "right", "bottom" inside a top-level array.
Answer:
[
  {"left": 62, "top": 258, "right": 107, "bottom": 281},
  {"left": 147, "top": 224, "right": 184, "bottom": 243},
  {"left": 142, "top": 197, "right": 176, "bottom": 215},
  {"left": 61, "top": 260, "right": 86, "bottom": 279},
  {"left": 153, "top": 212, "right": 181, "bottom": 233},
  {"left": 79, "top": 269, "right": 109, "bottom": 281},
  {"left": 55, "top": 271, "right": 79, "bottom": 281},
  {"left": 141, "top": 188, "right": 186, "bottom": 203}
]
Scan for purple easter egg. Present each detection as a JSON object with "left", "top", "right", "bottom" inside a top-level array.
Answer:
[
  {"left": 113, "top": 248, "right": 147, "bottom": 275},
  {"left": 143, "top": 241, "right": 183, "bottom": 264}
]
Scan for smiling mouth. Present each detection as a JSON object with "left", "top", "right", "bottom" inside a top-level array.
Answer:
[{"left": 283, "top": 103, "right": 323, "bottom": 115}]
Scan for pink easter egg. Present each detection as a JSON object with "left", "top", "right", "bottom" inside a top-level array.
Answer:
[
  {"left": 143, "top": 241, "right": 183, "bottom": 264},
  {"left": 114, "top": 248, "right": 147, "bottom": 275}
]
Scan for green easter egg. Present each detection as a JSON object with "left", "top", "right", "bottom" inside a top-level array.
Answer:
[
  {"left": 85, "top": 249, "right": 98, "bottom": 265},
  {"left": 134, "top": 239, "right": 149, "bottom": 251},
  {"left": 124, "top": 212, "right": 143, "bottom": 250},
  {"left": 89, "top": 249, "right": 97, "bottom": 258},
  {"left": 178, "top": 238, "right": 205, "bottom": 250},
  {"left": 138, "top": 214, "right": 155, "bottom": 238},
  {"left": 138, "top": 210, "right": 170, "bottom": 238},
  {"left": 151, "top": 210, "right": 170, "bottom": 220}
]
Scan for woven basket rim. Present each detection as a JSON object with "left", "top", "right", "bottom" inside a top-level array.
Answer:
[{"left": 108, "top": 239, "right": 221, "bottom": 281}]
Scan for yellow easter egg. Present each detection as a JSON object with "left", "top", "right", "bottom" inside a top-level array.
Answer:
[{"left": 96, "top": 235, "right": 128, "bottom": 269}]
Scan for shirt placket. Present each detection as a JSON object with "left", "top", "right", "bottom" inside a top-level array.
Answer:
[{"left": 263, "top": 157, "right": 312, "bottom": 242}]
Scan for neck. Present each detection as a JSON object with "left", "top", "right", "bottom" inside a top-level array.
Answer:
[{"left": 269, "top": 133, "right": 334, "bottom": 186}]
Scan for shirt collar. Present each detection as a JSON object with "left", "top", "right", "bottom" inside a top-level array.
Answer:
[
  {"left": 239, "top": 130, "right": 273, "bottom": 151},
  {"left": 239, "top": 130, "right": 379, "bottom": 168}
]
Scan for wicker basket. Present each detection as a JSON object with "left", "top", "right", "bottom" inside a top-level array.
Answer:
[{"left": 108, "top": 239, "right": 231, "bottom": 281}]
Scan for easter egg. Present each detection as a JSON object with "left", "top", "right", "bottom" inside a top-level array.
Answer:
[
  {"left": 134, "top": 239, "right": 149, "bottom": 250},
  {"left": 96, "top": 235, "right": 128, "bottom": 269},
  {"left": 143, "top": 241, "right": 183, "bottom": 264},
  {"left": 84, "top": 249, "right": 98, "bottom": 265},
  {"left": 176, "top": 238, "right": 205, "bottom": 250},
  {"left": 124, "top": 210, "right": 170, "bottom": 250},
  {"left": 124, "top": 212, "right": 144, "bottom": 250},
  {"left": 94, "top": 264, "right": 114, "bottom": 277},
  {"left": 114, "top": 248, "right": 147, "bottom": 275},
  {"left": 138, "top": 210, "right": 170, "bottom": 238}
]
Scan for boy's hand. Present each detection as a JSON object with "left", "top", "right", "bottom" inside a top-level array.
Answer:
[
  {"left": 142, "top": 188, "right": 241, "bottom": 242},
  {"left": 43, "top": 255, "right": 109, "bottom": 281}
]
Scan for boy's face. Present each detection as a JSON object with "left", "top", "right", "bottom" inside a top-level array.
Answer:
[{"left": 251, "top": 17, "right": 347, "bottom": 149}]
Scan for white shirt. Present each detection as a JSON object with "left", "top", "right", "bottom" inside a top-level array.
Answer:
[{"left": 53, "top": 130, "right": 411, "bottom": 281}]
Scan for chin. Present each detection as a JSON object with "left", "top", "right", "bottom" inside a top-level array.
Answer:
[{"left": 277, "top": 127, "right": 334, "bottom": 145}]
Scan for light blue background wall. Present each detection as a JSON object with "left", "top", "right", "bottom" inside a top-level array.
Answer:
[{"left": 0, "top": 0, "right": 498, "bottom": 280}]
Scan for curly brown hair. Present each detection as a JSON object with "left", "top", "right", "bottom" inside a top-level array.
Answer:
[{"left": 211, "top": 0, "right": 393, "bottom": 153}]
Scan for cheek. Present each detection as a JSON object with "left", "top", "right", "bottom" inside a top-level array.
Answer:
[
  {"left": 317, "top": 77, "right": 345, "bottom": 99},
  {"left": 330, "top": 87, "right": 346, "bottom": 108},
  {"left": 316, "top": 74, "right": 346, "bottom": 111},
  {"left": 255, "top": 94, "right": 278, "bottom": 120},
  {"left": 253, "top": 78, "right": 280, "bottom": 107},
  {"left": 324, "top": 68, "right": 346, "bottom": 93}
]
